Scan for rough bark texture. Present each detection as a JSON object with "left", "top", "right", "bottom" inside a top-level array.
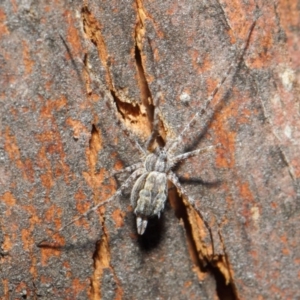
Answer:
[{"left": 0, "top": 0, "right": 299, "bottom": 299}]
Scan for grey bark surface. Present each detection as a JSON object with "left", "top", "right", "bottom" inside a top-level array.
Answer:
[{"left": 0, "top": 1, "right": 299, "bottom": 299}]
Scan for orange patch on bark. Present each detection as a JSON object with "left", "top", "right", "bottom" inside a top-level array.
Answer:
[
  {"left": 44, "top": 205, "right": 62, "bottom": 229},
  {"left": 4, "top": 128, "right": 26, "bottom": 174},
  {"left": 184, "top": 281, "right": 192, "bottom": 288},
  {"left": 81, "top": 7, "right": 112, "bottom": 88},
  {"left": 40, "top": 230, "right": 65, "bottom": 266},
  {"left": 2, "top": 234, "right": 12, "bottom": 252},
  {"left": 40, "top": 96, "right": 67, "bottom": 119},
  {"left": 111, "top": 208, "right": 125, "bottom": 229},
  {"left": 282, "top": 248, "right": 290, "bottom": 255},
  {"left": 189, "top": 50, "right": 211, "bottom": 75},
  {"left": 15, "top": 282, "right": 28, "bottom": 296},
  {"left": 21, "top": 229, "right": 31, "bottom": 251},
  {"left": 114, "top": 160, "right": 124, "bottom": 171},
  {"left": 40, "top": 171, "right": 54, "bottom": 190},
  {"left": 166, "top": 1, "right": 178, "bottom": 15},
  {"left": 250, "top": 31, "right": 274, "bottom": 69},
  {"left": 64, "top": 11, "right": 82, "bottom": 58},
  {"left": 75, "top": 189, "right": 90, "bottom": 214},
  {"left": 213, "top": 98, "right": 237, "bottom": 168},
  {"left": 22, "top": 40, "right": 34, "bottom": 75},
  {"left": 215, "top": 130, "right": 236, "bottom": 168},
  {"left": 213, "top": 89, "right": 252, "bottom": 169},
  {"left": 238, "top": 182, "right": 257, "bottom": 225},
  {"left": 2, "top": 279, "right": 9, "bottom": 298},
  {"left": 36, "top": 131, "right": 57, "bottom": 145},
  {"left": 23, "top": 158, "right": 35, "bottom": 183},
  {"left": 66, "top": 118, "right": 89, "bottom": 139},
  {"left": 0, "top": 9, "right": 9, "bottom": 36},
  {"left": 86, "top": 125, "right": 103, "bottom": 171},
  {"left": 72, "top": 278, "right": 88, "bottom": 297},
  {"left": 291, "top": 158, "right": 300, "bottom": 178},
  {"left": 239, "top": 182, "right": 255, "bottom": 203},
  {"left": 2, "top": 191, "right": 16, "bottom": 206},
  {"left": 40, "top": 236, "right": 65, "bottom": 266}
]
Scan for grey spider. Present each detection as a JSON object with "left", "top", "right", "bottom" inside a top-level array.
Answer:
[
  {"left": 120, "top": 129, "right": 214, "bottom": 234},
  {"left": 55, "top": 20, "right": 256, "bottom": 237}
]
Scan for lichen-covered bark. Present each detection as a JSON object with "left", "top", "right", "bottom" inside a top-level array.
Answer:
[{"left": 0, "top": 0, "right": 299, "bottom": 299}]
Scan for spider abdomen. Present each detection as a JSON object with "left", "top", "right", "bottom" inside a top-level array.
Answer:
[{"left": 131, "top": 171, "right": 168, "bottom": 234}]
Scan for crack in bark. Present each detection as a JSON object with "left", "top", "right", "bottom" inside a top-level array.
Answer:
[
  {"left": 81, "top": 6, "right": 113, "bottom": 90},
  {"left": 88, "top": 126, "right": 123, "bottom": 300},
  {"left": 217, "top": 228, "right": 238, "bottom": 299},
  {"left": 91, "top": 216, "right": 123, "bottom": 300}
]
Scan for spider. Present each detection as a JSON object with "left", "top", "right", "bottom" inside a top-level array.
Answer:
[{"left": 52, "top": 20, "right": 256, "bottom": 238}]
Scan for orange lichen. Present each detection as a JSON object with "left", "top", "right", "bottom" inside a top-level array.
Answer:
[
  {"left": 72, "top": 278, "right": 89, "bottom": 297},
  {"left": 75, "top": 189, "right": 90, "bottom": 214},
  {"left": 22, "top": 40, "right": 34, "bottom": 75},
  {"left": 40, "top": 236, "right": 65, "bottom": 266},
  {"left": 65, "top": 11, "right": 82, "bottom": 58},
  {"left": 44, "top": 205, "right": 62, "bottom": 229},
  {"left": 66, "top": 118, "right": 90, "bottom": 139},
  {"left": 40, "top": 97, "right": 68, "bottom": 119},
  {"left": 111, "top": 208, "right": 125, "bottom": 229},
  {"left": 82, "top": 7, "right": 112, "bottom": 89},
  {"left": 239, "top": 182, "right": 255, "bottom": 204},
  {"left": 0, "top": 9, "right": 9, "bottom": 36},
  {"left": 189, "top": 50, "right": 212, "bottom": 75},
  {"left": 86, "top": 125, "right": 103, "bottom": 171},
  {"left": 2, "top": 191, "right": 16, "bottom": 206},
  {"left": 2, "top": 234, "right": 12, "bottom": 252},
  {"left": 4, "top": 128, "right": 27, "bottom": 175}
]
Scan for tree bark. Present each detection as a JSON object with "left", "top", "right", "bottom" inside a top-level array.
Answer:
[{"left": 0, "top": 0, "right": 299, "bottom": 299}]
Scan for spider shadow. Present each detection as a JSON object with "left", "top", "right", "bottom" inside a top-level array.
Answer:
[
  {"left": 176, "top": 176, "right": 221, "bottom": 188},
  {"left": 36, "top": 234, "right": 100, "bottom": 253},
  {"left": 136, "top": 214, "right": 166, "bottom": 252}
]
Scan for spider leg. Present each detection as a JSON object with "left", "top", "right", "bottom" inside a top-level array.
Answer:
[
  {"left": 166, "top": 20, "right": 257, "bottom": 155},
  {"left": 110, "top": 162, "right": 143, "bottom": 177},
  {"left": 171, "top": 145, "right": 215, "bottom": 165},
  {"left": 38, "top": 168, "right": 145, "bottom": 245},
  {"left": 167, "top": 171, "right": 196, "bottom": 206}
]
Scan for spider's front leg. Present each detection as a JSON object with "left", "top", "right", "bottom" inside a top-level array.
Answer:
[{"left": 171, "top": 145, "right": 215, "bottom": 165}]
